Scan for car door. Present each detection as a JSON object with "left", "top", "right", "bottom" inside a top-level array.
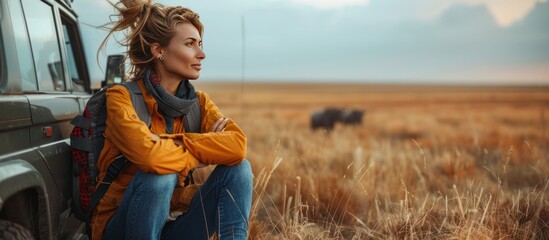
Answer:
[{"left": 19, "top": 0, "right": 90, "bottom": 236}]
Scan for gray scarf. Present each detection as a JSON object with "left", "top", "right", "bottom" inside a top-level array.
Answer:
[{"left": 142, "top": 68, "right": 198, "bottom": 134}]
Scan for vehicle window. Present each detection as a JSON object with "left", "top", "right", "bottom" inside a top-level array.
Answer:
[
  {"left": 0, "top": 26, "right": 4, "bottom": 92},
  {"left": 5, "top": 0, "right": 38, "bottom": 91},
  {"left": 21, "top": 0, "right": 66, "bottom": 91},
  {"left": 61, "top": 18, "right": 86, "bottom": 92}
]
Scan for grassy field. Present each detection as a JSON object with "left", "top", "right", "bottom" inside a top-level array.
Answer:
[{"left": 194, "top": 82, "right": 549, "bottom": 239}]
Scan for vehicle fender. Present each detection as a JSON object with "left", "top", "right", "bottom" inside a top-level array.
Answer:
[{"left": 0, "top": 159, "right": 53, "bottom": 240}]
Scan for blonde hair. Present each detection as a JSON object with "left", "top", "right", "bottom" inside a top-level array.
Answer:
[{"left": 99, "top": 0, "right": 203, "bottom": 79}]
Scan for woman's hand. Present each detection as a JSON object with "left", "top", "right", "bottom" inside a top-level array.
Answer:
[{"left": 210, "top": 117, "right": 228, "bottom": 132}]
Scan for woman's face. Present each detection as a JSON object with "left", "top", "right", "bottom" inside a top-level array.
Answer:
[{"left": 161, "top": 23, "right": 206, "bottom": 80}]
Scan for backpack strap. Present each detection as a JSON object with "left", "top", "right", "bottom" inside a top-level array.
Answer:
[
  {"left": 182, "top": 96, "right": 201, "bottom": 186},
  {"left": 122, "top": 81, "right": 151, "bottom": 127},
  {"left": 183, "top": 99, "right": 201, "bottom": 133},
  {"left": 87, "top": 155, "right": 128, "bottom": 221}
]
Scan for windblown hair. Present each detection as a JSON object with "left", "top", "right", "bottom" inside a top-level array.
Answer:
[{"left": 99, "top": 0, "right": 203, "bottom": 80}]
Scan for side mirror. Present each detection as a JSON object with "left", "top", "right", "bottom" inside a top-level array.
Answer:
[{"left": 102, "top": 54, "right": 125, "bottom": 87}]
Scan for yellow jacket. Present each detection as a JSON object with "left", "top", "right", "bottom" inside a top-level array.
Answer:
[{"left": 90, "top": 80, "right": 247, "bottom": 239}]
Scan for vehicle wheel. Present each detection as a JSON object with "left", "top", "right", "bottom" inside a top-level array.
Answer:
[{"left": 0, "top": 220, "right": 34, "bottom": 240}]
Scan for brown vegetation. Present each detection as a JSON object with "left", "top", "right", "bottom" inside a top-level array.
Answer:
[{"left": 195, "top": 82, "right": 549, "bottom": 239}]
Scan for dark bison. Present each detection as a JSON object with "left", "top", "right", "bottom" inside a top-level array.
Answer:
[
  {"left": 340, "top": 109, "right": 365, "bottom": 125},
  {"left": 310, "top": 107, "right": 344, "bottom": 131}
]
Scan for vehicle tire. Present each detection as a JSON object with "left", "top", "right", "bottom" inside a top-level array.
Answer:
[{"left": 0, "top": 219, "right": 34, "bottom": 240}]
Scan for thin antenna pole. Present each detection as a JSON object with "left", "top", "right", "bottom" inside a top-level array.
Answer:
[
  {"left": 240, "top": 16, "right": 246, "bottom": 121},
  {"left": 542, "top": 105, "right": 546, "bottom": 160}
]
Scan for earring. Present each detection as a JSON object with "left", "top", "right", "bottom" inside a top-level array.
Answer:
[{"left": 159, "top": 55, "right": 165, "bottom": 61}]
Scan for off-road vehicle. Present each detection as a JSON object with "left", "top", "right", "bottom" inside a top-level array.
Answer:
[{"left": 0, "top": 0, "right": 121, "bottom": 239}]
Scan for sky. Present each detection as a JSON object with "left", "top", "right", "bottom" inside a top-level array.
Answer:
[{"left": 73, "top": 0, "right": 549, "bottom": 86}]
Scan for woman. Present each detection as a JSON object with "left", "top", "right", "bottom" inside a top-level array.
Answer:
[{"left": 91, "top": 0, "right": 253, "bottom": 239}]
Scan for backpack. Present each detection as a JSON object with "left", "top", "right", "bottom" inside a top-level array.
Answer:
[{"left": 69, "top": 81, "right": 151, "bottom": 223}]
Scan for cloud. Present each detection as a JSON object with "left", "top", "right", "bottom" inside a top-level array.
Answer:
[
  {"left": 480, "top": 0, "right": 540, "bottom": 27},
  {"left": 291, "top": 0, "right": 370, "bottom": 9},
  {"left": 270, "top": 0, "right": 543, "bottom": 27},
  {"left": 407, "top": 0, "right": 543, "bottom": 27}
]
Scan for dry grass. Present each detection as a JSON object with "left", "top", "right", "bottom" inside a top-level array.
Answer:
[{"left": 194, "top": 82, "right": 549, "bottom": 240}]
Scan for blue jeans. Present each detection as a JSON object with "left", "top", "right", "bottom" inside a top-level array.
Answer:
[{"left": 103, "top": 160, "right": 253, "bottom": 240}]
